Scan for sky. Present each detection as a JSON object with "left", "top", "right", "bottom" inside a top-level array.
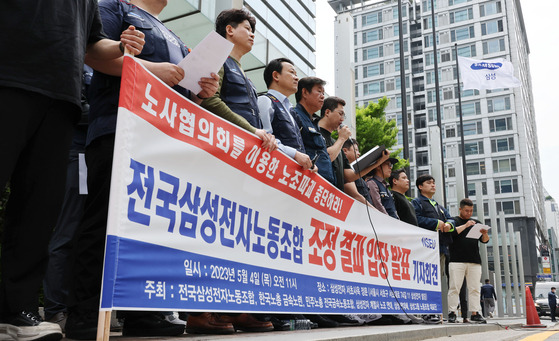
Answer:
[{"left": 314, "top": 0, "right": 559, "bottom": 201}]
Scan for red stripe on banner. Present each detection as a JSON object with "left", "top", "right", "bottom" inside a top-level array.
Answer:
[{"left": 118, "top": 56, "right": 353, "bottom": 221}]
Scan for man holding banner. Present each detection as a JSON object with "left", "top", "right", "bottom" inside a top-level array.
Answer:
[
  {"left": 0, "top": 1, "right": 145, "bottom": 340},
  {"left": 65, "top": 0, "right": 219, "bottom": 339}
]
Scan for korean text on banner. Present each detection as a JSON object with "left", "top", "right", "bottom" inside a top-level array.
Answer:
[
  {"left": 100, "top": 55, "right": 442, "bottom": 315},
  {"left": 458, "top": 56, "right": 521, "bottom": 90}
]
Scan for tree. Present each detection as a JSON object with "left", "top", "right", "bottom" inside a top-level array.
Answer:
[{"left": 355, "top": 97, "right": 409, "bottom": 170}]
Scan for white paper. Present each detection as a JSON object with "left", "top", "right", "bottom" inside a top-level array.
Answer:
[
  {"left": 178, "top": 31, "right": 234, "bottom": 94},
  {"left": 466, "top": 223, "right": 491, "bottom": 239}
]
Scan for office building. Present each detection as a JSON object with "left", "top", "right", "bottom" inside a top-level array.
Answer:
[
  {"left": 160, "top": 0, "right": 317, "bottom": 90},
  {"left": 329, "top": 0, "right": 545, "bottom": 285}
]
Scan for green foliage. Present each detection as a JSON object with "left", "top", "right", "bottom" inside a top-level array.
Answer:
[{"left": 355, "top": 97, "right": 409, "bottom": 169}]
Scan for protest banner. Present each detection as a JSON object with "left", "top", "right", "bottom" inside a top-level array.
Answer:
[{"left": 100, "top": 55, "right": 441, "bottom": 317}]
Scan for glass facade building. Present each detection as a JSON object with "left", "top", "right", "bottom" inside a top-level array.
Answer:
[
  {"left": 160, "top": 0, "right": 317, "bottom": 92},
  {"left": 329, "top": 0, "right": 545, "bottom": 285}
]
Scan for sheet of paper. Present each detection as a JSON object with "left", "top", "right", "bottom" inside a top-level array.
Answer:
[
  {"left": 466, "top": 223, "right": 491, "bottom": 239},
  {"left": 178, "top": 31, "right": 234, "bottom": 95}
]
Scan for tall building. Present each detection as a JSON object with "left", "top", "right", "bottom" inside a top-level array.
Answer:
[
  {"left": 159, "top": 0, "right": 317, "bottom": 90},
  {"left": 329, "top": 0, "right": 545, "bottom": 285}
]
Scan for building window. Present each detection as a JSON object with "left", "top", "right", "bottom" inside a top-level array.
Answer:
[
  {"left": 429, "top": 108, "right": 444, "bottom": 122},
  {"left": 480, "top": 1, "right": 502, "bottom": 17},
  {"left": 491, "top": 137, "right": 515, "bottom": 152},
  {"left": 493, "top": 157, "right": 517, "bottom": 173},
  {"left": 447, "top": 167, "right": 456, "bottom": 178},
  {"left": 494, "top": 178, "right": 518, "bottom": 194},
  {"left": 394, "top": 23, "right": 408, "bottom": 36},
  {"left": 451, "top": 26, "right": 475, "bottom": 42},
  {"left": 427, "top": 89, "right": 442, "bottom": 103},
  {"left": 483, "top": 38, "right": 506, "bottom": 54},
  {"left": 454, "top": 44, "right": 477, "bottom": 58},
  {"left": 363, "top": 29, "right": 384, "bottom": 43},
  {"left": 363, "top": 11, "right": 382, "bottom": 26},
  {"left": 363, "top": 45, "right": 384, "bottom": 60},
  {"left": 450, "top": 8, "right": 473, "bottom": 24},
  {"left": 487, "top": 96, "right": 511, "bottom": 112},
  {"left": 463, "top": 141, "right": 484, "bottom": 155},
  {"left": 416, "top": 151, "right": 429, "bottom": 166},
  {"left": 395, "top": 57, "right": 409, "bottom": 71},
  {"left": 441, "top": 50, "right": 451, "bottom": 63},
  {"left": 415, "top": 132, "right": 428, "bottom": 147},
  {"left": 423, "top": 16, "right": 438, "bottom": 30},
  {"left": 468, "top": 182, "right": 487, "bottom": 196},
  {"left": 466, "top": 161, "right": 486, "bottom": 175},
  {"left": 460, "top": 121, "right": 482, "bottom": 136},
  {"left": 445, "top": 126, "right": 456, "bottom": 138},
  {"left": 461, "top": 101, "right": 481, "bottom": 116},
  {"left": 481, "top": 19, "right": 504, "bottom": 35},
  {"left": 364, "top": 81, "right": 385, "bottom": 95},
  {"left": 394, "top": 40, "right": 409, "bottom": 54},
  {"left": 496, "top": 200, "right": 521, "bottom": 215},
  {"left": 415, "top": 114, "right": 427, "bottom": 128},
  {"left": 489, "top": 116, "right": 513, "bottom": 132},
  {"left": 449, "top": 0, "right": 471, "bottom": 5},
  {"left": 462, "top": 89, "right": 480, "bottom": 97},
  {"left": 423, "top": 0, "right": 437, "bottom": 12},
  {"left": 443, "top": 87, "right": 454, "bottom": 100},
  {"left": 393, "top": 4, "right": 407, "bottom": 19},
  {"left": 363, "top": 63, "right": 384, "bottom": 78}
]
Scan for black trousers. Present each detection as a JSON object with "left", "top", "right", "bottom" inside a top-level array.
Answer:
[
  {"left": 550, "top": 301, "right": 556, "bottom": 321},
  {"left": 43, "top": 139, "right": 87, "bottom": 320},
  {"left": 68, "top": 134, "right": 115, "bottom": 313},
  {"left": 0, "top": 87, "right": 75, "bottom": 316}
]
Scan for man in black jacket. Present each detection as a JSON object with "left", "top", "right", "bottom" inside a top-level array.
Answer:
[{"left": 388, "top": 169, "right": 417, "bottom": 225}]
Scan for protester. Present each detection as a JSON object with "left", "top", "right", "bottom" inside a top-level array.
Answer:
[
  {"left": 447, "top": 199, "right": 489, "bottom": 324},
  {"left": 64, "top": 0, "right": 218, "bottom": 339},
  {"left": 0, "top": 1, "right": 144, "bottom": 340},
  {"left": 343, "top": 139, "right": 373, "bottom": 204},
  {"left": 202, "top": 8, "right": 276, "bottom": 153},
  {"left": 412, "top": 174, "right": 454, "bottom": 324},
  {"left": 367, "top": 158, "right": 399, "bottom": 218},
  {"left": 194, "top": 8, "right": 276, "bottom": 334},
  {"left": 42, "top": 66, "right": 93, "bottom": 333},
  {"left": 258, "top": 58, "right": 313, "bottom": 170},
  {"left": 292, "top": 77, "right": 335, "bottom": 185},
  {"left": 388, "top": 169, "right": 416, "bottom": 225}
]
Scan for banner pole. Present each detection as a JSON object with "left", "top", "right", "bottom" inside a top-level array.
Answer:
[{"left": 96, "top": 310, "right": 111, "bottom": 341}]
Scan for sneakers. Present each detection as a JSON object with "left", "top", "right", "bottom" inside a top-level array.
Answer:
[
  {"left": 164, "top": 313, "right": 186, "bottom": 326},
  {"left": 4, "top": 311, "right": 62, "bottom": 341},
  {"left": 122, "top": 312, "right": 185, "bottom": 336},
  {"left": 423, "top": 314, "right": 442, "bottom": 324},
  {"left": 463, "top": 317, "right": 470, "bottom": 323},
  {"left": 447, "top": 311, "right": 457, "bottom": 323},
  {"left": 470, "top": 314, "right": 487, "bottom": 324}
]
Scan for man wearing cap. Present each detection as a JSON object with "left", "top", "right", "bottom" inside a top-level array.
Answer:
[{"left": 366, "top": 158, "right": 399, "bottom": 219}]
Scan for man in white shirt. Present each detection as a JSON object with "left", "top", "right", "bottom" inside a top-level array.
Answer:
[{"left": 258, "top": 58, "right": 313, "bottom": 170}]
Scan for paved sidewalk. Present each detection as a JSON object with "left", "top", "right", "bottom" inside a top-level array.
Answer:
[{"left": 62, "top": 316, "right": 553, "bottom": 341}]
